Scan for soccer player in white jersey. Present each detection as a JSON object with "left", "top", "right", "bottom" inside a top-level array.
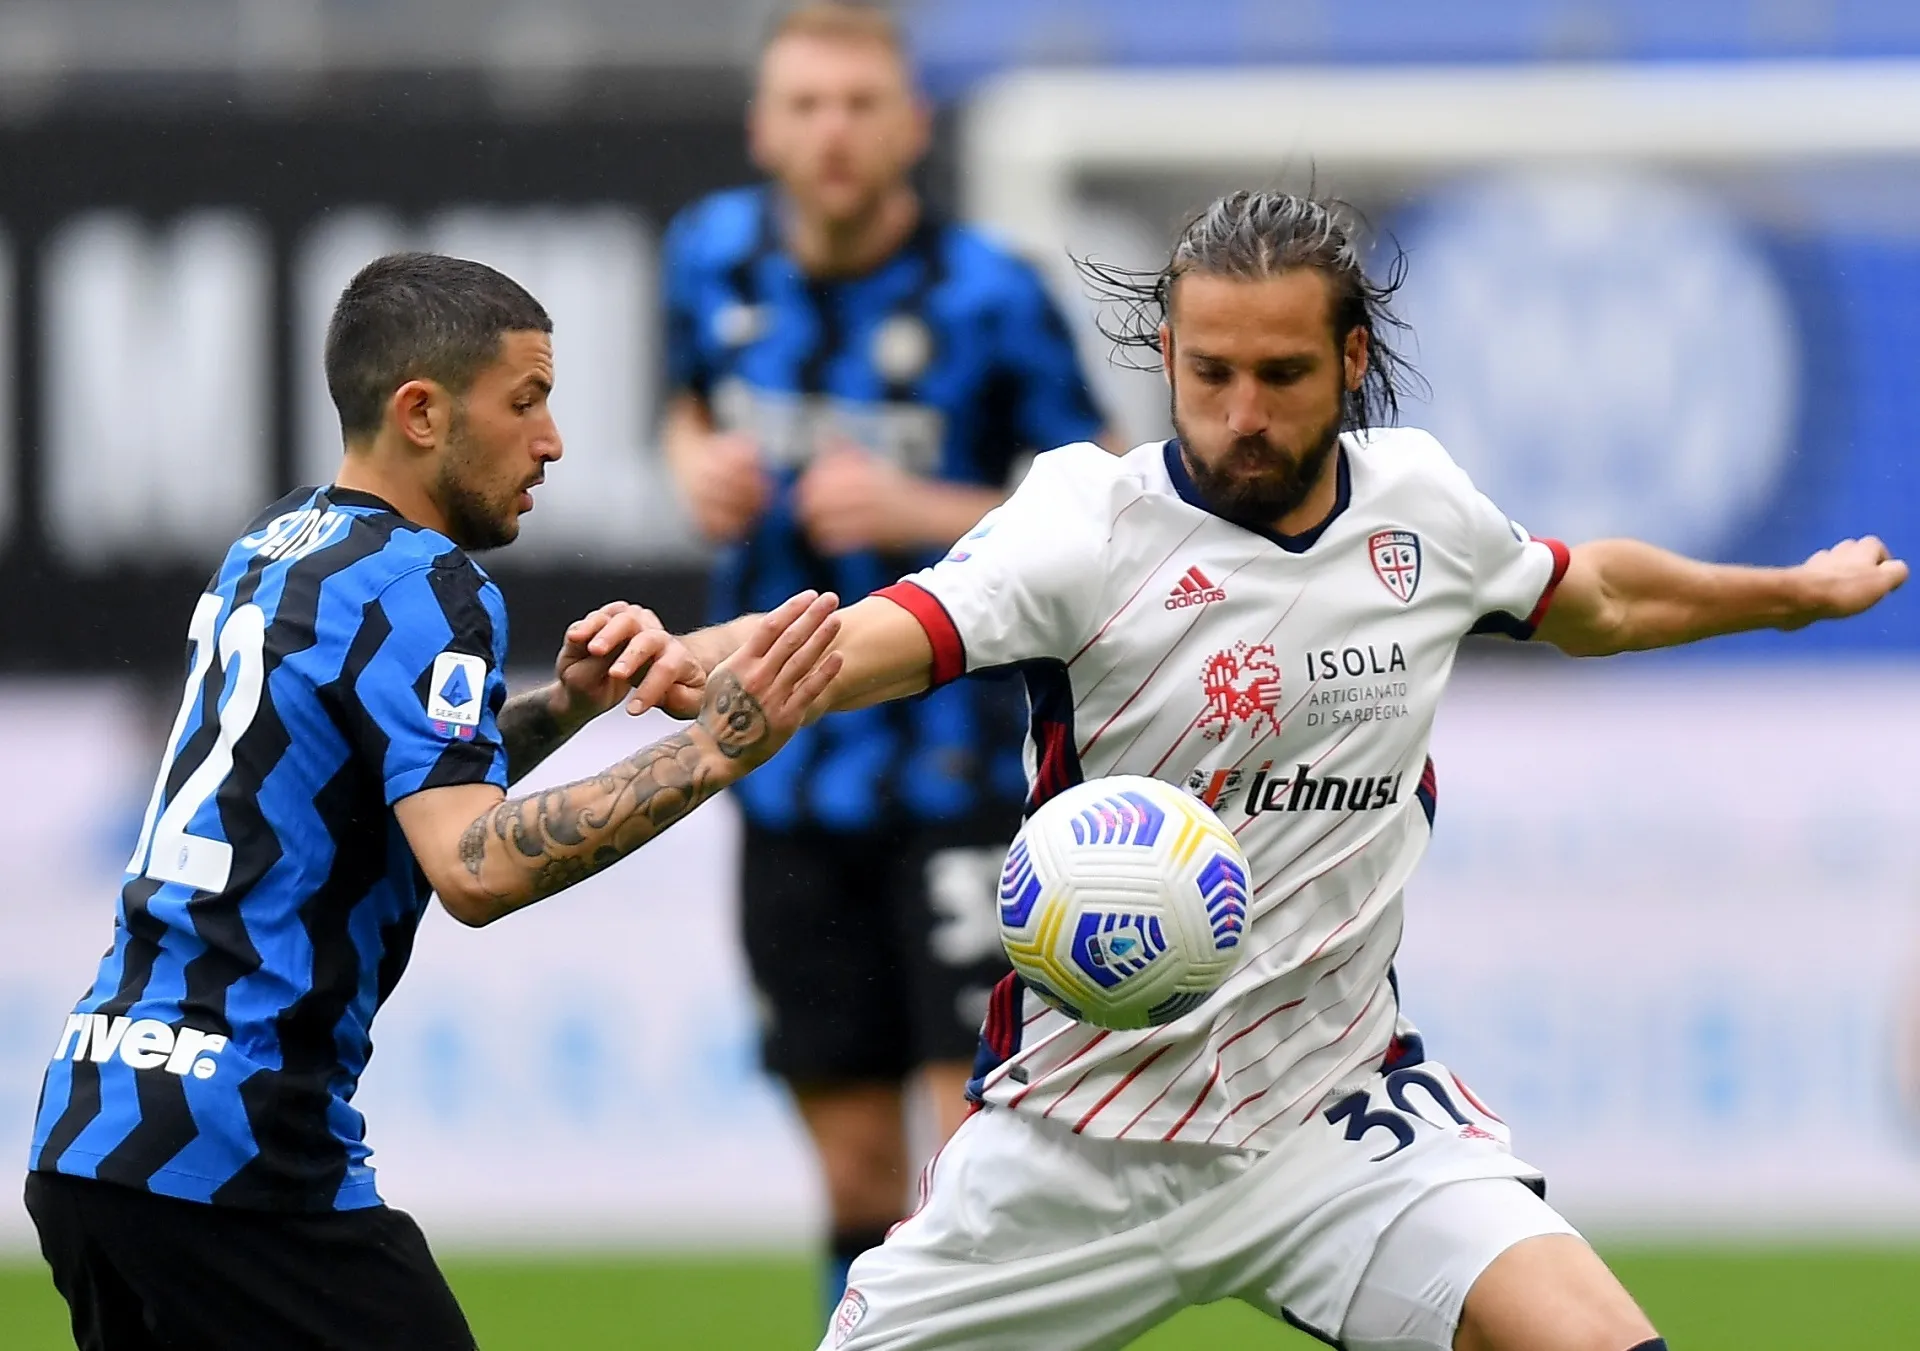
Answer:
[{"left": 673, "top": 191, "right": 1907, "bottom": 1351}]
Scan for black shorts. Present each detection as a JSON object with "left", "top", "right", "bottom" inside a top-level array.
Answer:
[
  {"left": 741, "top": 814, "right": 1019, "bottom": 1084},
  {"left": 24, "top": 1171, "right": 475, "bottom": 1351}
]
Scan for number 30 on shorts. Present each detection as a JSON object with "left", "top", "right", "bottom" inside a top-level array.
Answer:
[{"left": 1324, "top": 1067, "right": 1483, "bottom": 1162}]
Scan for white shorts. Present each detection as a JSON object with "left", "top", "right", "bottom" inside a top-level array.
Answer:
[{"left": 821, "top": 1059, "right": 1577, "bottom": 1351}]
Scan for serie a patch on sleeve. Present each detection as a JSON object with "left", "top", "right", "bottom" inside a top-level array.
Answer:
[{"left": 427, "top": 651, "right": 488, "bottom": 739}]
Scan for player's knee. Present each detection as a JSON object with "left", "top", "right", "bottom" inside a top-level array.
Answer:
[
  {"left": 821, "top": 1173, "right": 907, "bottom": 1227},
  {"left": 811, "top": 1129, "right": 910, "bottom": 1223}
]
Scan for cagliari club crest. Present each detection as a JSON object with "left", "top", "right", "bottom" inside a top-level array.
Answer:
[{"left": 1368, "top": 529, "right": 1422, "bottom": 604}]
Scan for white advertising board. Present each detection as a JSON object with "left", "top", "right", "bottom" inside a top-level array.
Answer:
[{"left": 2, "top": 663, "right": 1918, "bottom": 1248}]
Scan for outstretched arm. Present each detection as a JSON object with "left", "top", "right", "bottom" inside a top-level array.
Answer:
[
  {"left": 497, "top": 600, "right": 711, "bottom": 782},
  {"left": 396, "top": 592, "right": 842, "bottom": 927},
  {"left": 1534, "top": 536, "right": 1908, "bottom": 658},
  {"left": 685, "top": 594, "right": 937, "bottom": 714},
  {"left": 813, "top": 594, "right": 938, "bottom": 712}
]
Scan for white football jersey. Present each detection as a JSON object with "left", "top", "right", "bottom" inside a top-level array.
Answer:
[{"left": 875, "top": 433, "right": 1567, "bottom": 1152}]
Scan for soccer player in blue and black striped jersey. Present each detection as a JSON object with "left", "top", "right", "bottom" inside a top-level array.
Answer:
[
  {"left": 662, "top": 3, "right": 1113, "bottom": 1312},
  {"left": 24, "top": 252, "right": 844, "bottom": 1351}
]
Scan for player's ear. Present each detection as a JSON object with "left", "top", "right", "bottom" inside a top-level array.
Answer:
[
  {"left": 1159, "top": 323, "right": 1175, "bottom": 387},
  {"left": 389, "top": 379, "right": 445, "bottom": 452},
  {"left": 1343, "top": 326, "right": 1370, "bottom": 393}
]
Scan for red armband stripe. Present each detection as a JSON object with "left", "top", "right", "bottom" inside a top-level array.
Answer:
[
  {"left": 873, "top": 581, "right": 966, "bottom": 687},
  {"left": 1524, "top": 538, "right": 1572, "bottom": 631}
]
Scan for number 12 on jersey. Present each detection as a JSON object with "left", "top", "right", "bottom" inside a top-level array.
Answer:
[{"left": 126, "top": 593, "right": 268, "bottom": 894}]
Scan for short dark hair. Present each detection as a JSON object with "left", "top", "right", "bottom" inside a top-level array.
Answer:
[
  {"left": 324, "top": 252, "right": 552, "bottom": 440},
  {"left": 1077, "top": 190, "right": 1422, "bottom": 432}
]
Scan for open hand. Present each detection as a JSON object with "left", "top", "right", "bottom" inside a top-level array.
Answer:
[
  {"left": 695, "top": 590, "right": 844, "bottom": 773},
  {"left": 1796, "top": 536, "right": 1909, "bottom": 624},
  {"left": 555, "top": 601, "right": 707, "bottom": 720}
]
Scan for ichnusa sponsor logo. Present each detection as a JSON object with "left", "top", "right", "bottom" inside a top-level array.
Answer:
[
  {"left": 1239, "top": 762, "right": 1404, "bottom": 818},
  {"left": 51, "top": 1014, "right": 229, "bottom": 1080}
]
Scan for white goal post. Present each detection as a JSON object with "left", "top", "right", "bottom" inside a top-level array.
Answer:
[{"left": 961, "top": 59, "right": 1920, "bottom": 256}]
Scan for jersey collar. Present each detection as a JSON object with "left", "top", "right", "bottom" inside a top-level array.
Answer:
[
  {"left": 1162, "top": 437, "right": 1351, "bottom": 554},
  {"left": 323, "top": 486, "right": 402, "bottom": 515}
]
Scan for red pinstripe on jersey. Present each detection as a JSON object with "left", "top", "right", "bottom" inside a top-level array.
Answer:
[
  {"left": 1079, "top": 603, "right": 1217, "bottom": 756},
  {"left": 1025, "top": 1030, "right": 1111, "bottom": 1113},
  {"left": 1073, "top": 1044, "right": 1173, "bottom": 1134},
  {"left": 1069, "top": 517, "right": 1204, "bottom": 667},
  {"left": 1161, "top": 1064, "right": 1221, "bottom": 1143},
  {"left": 1234, "top": 984, "right": 1390, "bottom": 1146}
]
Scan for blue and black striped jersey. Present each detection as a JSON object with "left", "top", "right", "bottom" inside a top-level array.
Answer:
[
  {"left": 664, "top": 186, "right": 1105, "bottom": 831},
  {"left": 29, "top": 485, "right": 510, "bottom": 1212}
]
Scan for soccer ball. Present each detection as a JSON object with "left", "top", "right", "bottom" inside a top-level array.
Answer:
[{"left": 998, "top": 775, "right": 1251, "bottom": 1030}]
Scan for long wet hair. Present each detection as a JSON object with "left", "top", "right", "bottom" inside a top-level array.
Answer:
[{"left": 1075, "top": 189, "right": 1422, "bottom": 432}]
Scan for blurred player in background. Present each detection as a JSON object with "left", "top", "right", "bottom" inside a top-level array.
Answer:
[
  {"left": 660, "top": 0, "right": 1111, "bottom": 1309},
  {"left": 24, "top": 253, "right": 839, "bottom": 1351},
  {"left": 674, "top": 190, "right": 1908, "bottom": 1351}
]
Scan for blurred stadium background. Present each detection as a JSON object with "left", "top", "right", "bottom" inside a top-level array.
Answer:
[{"left": 3, "top": 0, "right": 1920, "bottom": 1346}]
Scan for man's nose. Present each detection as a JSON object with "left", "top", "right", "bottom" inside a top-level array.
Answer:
[{"left": 1223, "top": 378, "right": 1268, "bottom": 436}]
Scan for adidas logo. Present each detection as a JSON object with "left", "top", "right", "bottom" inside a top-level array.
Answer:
[{"left": 1165, "top": 566, "right": 1227, "bottom": 610}]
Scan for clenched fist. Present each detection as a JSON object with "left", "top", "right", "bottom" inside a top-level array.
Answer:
[{"left": 1793, "top": 536, "right": 1909, "bottom": 626}]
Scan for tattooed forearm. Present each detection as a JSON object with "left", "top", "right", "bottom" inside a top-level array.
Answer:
[
  {"left": 498, "top": 688, "right": 573, "bottom": 782},
  {"left": 458, "top": 731, "right": 718, "bottom": 919}
]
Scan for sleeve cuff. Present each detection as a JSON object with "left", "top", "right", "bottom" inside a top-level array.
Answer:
[
  {"left": 1524, "top": 538, "right": 1572, "bottom": 631},
  {"left": 874, "top": 581, "right": 967, "bottom": 687}
]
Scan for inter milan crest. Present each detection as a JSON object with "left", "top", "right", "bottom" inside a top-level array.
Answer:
[
  {"left": 871, "top": 313, "right": 933, "bottom": 382},
  {"left": 1368, "top": 529, "right": 1422, "bottom": 604}
]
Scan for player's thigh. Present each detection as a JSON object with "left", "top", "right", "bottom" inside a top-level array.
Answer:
[
  {"left": 740, "top": 824, "right": 912, "bottom": 1083},
  {"left": 25, "top": 1173, "right": 167, "bottom": 1351},
  {"left": 293, "top": 1204, "right": 476, "bottom": 1350},
  {"left": 177, "top": 1206, "right": 474, "bottom": 1351},
  {"left": 1226, "top": 1061, "right": 1551, "bottom": 1343},
  {"left": 1338, "top": 1178, "right": 1649, "bottom": 1351},
  {"left": 23, "top": 1175, "right": 474, "bottom": 1351},
  {"left": 1455, "top": 1229, "right": 1656, "bottom": 1351},
  {"left": 162, "top": 1202, "right": 473, "bottom": 1350},
  {"left": 822, "top": 1108, "right": 1181, "bottom": 1351},
  {"left": 890, "top": 814, "right": 1018, "bottom": 1067},
  {"left": 916, "top": 1059, "right": 976, "bottom": 1142}
]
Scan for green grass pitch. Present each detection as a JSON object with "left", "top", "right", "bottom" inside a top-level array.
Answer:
[{"left": 2, "top": 1248, "right": 1916, "bottom": 1347}]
